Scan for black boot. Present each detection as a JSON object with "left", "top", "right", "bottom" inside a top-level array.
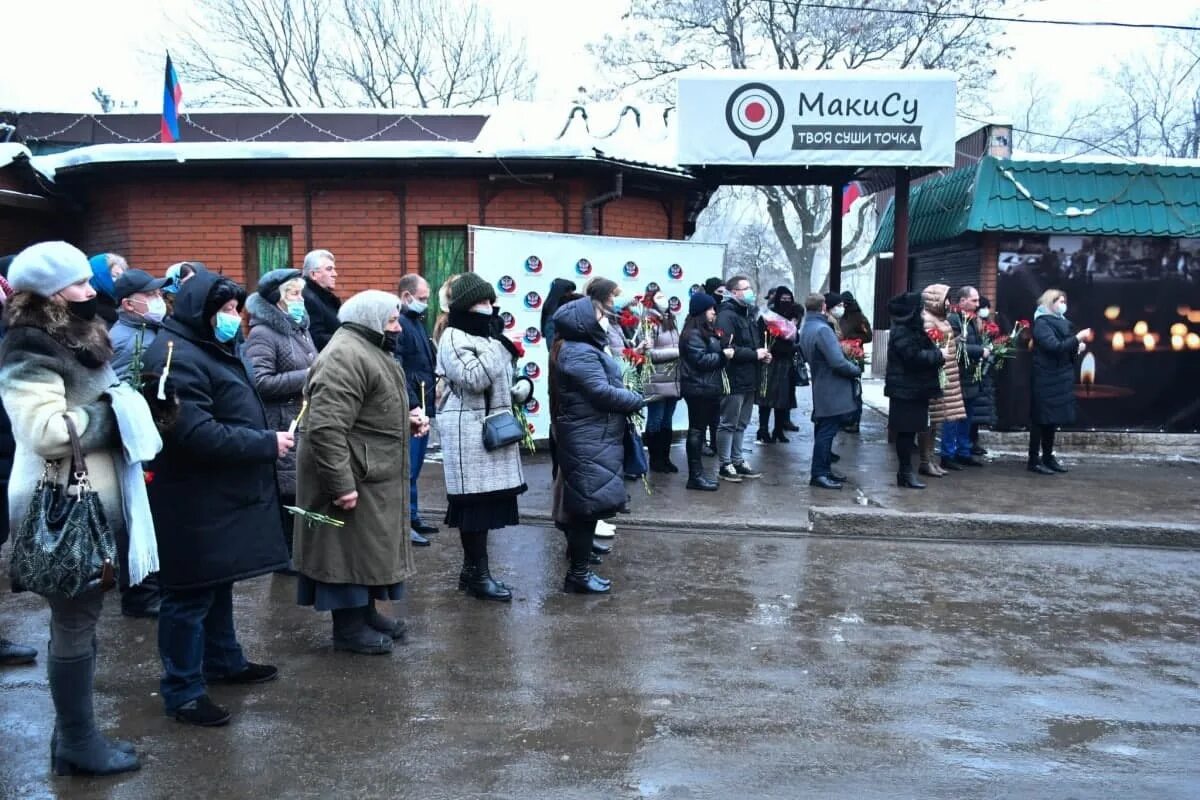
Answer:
[
  {"left": 563, "top": 526, "right": 610, "bottom": 594},
  {"left": 772, "top": 412, "right": 790, "bottom": 443},
  {"left": 0, "top": 636, "right": 37, "bottom": 665},
  {"left": 1042, "top": 455, "right": 1069, "bottom": 473},
  {"left": 365, "top": 605, "right": 408, "bottom": 642},
  {"left": 120, "top": 574, "right": 161, "bottom": 619},
  {"left": 661, "top": 428, "right": 680, "bottom": 473},
  {"left": 48, "top": 652, "right": 140, "bottom": 776},
  {"left": 685, "top": 429, "right": 718, "bottom": 491},
  {"left": 647, "top": 431, "right": 670, "bottom": 473},
  {"left": 331, "top": 606, "right": 393, "bottom": 655},
  {"left": 897, "top": 471, "right": 926, "bottom": 489},
  {"left": 466, "top": 553, "right": 513, "bottom": 602},
  {"left": 50, "top": 639, "right": 135, "bottom": 769}
]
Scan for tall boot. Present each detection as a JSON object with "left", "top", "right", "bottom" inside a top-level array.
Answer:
[
  {"left": 685, "top": 429, "right": 719, "bottom": 491},
  {"left": 331, "top": 606, "right": 392, "bottom": 655},
  {"left": 50, "top": 639, "right": 135, "bottom": 770},
  {"left": 896, "top": 436, "right": 925, "bottom": 489},
  {"left": 918, "top": 431, "right": 945, "bottom": 477},
  {"left": 647, "top": 430, "right": 669, "bottom": 473},
  {"left": 755, "top": 406, "right": 772, "bottom": 444},
  {"left": 48, "top": 652, "right": 140, "bottom": 776},
  {"left": 661, "top": 427, "right": 680, "bottom": 473},
  {"left": 563, "top": 525, "right": 610, "bottom": 594},
  {"left": 771, "top": 409, "right": 790, "bottom": 443},
  {"left": 461, "top": 530, "right": 512, "bottom": 602}
]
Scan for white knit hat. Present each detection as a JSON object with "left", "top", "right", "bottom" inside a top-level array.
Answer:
[{"left": 7, "top": 241, "right": 93, "bottom": 298}]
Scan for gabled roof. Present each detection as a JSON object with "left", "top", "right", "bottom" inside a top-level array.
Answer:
[{"left": 871, "top": 155, "right": 1200, "bottom": 253}]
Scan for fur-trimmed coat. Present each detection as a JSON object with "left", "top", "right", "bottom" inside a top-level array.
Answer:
[
  {"left": 435, "top": 325, "right": 527, "bottom": 499},
  {"left": 0, "top": 293, "right": 125, "bottom": 539},
  {"left": 244, "top": 294, "right": 318, "bottom": 497},
  {"left": 921, "top": 284, "right": 968, "bottom": 423}
]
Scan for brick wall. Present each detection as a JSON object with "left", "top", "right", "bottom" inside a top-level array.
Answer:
[{"left": 60, "top": 171, "right": 689, "bottom": 290}]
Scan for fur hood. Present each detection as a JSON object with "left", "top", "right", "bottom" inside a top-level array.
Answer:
[
  {"left": 0, "top": 292, "right": 113, "bottom": 368},
  {"left": 247, "top": 292, "right": 308, "bottom": 336}
]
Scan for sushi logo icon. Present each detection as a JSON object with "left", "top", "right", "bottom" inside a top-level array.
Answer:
[
  {"left": 576, "top": 258, "right": 593, "bottom": 276},
  {"left": 497, "top": 275, "right": 517, "bottom": 294},
  {"left": 523, "top": 327, "right": 543, "bottom": 345},
  {"left": 623, "top": 261, "right": 639, "bottom": 278},
  {"left": 525, "top": 255, "right": 543, "bottom": 274},
  {"left": 523, "top": 362, "right": 542, "bottom": 380},
  {"left": 500, "top": 311, "right": 517, "bottom": 330},
  {"left": 523, "top": 291, "right": 543, "bottom": 310},
  {"left": 668, "top": 263, "right": 684, "bottom": 280},
  {"left": 726, "top": 82, "right": 784, "bottom": 157}
]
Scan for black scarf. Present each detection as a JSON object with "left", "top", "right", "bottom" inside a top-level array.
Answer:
[{"left": 447, "top": 309, "right": 521, "bottom": 361}]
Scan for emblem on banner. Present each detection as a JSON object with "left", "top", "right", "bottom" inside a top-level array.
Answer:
[
  {"left": 523, "top": 326, "right": 543, "bottom": 345},
  {"left": 497, "top": 275, "right": 517, "bottom": 294},
  {"left": 523, "top": 362, "right": 542, "bottom": 380},
  {"left": 500, "top": 311, "right": 516, "bottom": 330},
  {"left": 523, "top": 291, "right": 542, "bottom": 309},
  {"left": 645, "top": 281, "right": 661, "bottom": 294},
  {"left": 668, "top": 296, "right": 683, "bottom": 314},
  {"left": 576, "top": 258, "right": 593, "bottom": 276},
  {"left": 525, "top": 255, "right": 543, "bottom": 274},
  {"left": 726, "top": 83, "right": 785, "bottom": 156},
  {"left": 623, "top": 261, "right": 639, "bottom": 278},
  {"left": 524, "top": 398, "right": 540, "bottom": 414},
  {"left": 688, "top": 283, "right": 703, "bottom": 296},
  {"left": 668, "top": 264, "right": 684, "bottom": 280}
]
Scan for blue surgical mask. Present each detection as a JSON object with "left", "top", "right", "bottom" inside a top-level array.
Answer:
[
  {"left": 612, "top": 295, "right": 632, "bottom": 311},
  {"left": 740, "top": 290, "right": 756, "bottom": 306},
  {"left": 407, "top": 298, "right": 428, "bottom": 315},
  {"left": 214, "top": 312, "right": 241, "bottom": 343},
  {"left": 286, "top": 301, "right": 306, "bottom": 323}
]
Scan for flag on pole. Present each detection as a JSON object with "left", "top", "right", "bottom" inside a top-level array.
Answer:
[
  {"left": 841, "top": 181, "right": 862, "bottom": 216},
  {"left": 161, "top": 54, "right": 183, "bottom": 143}
]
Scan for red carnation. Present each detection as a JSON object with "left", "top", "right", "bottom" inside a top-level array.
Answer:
[
  {"left": 766, "top": 320, "right": 789, "bottom": 340},
  {"left": 143, "top": 470, "right": 155, "bottom": 484},
  {"left": 512, "top": 339, "right": 526, "bottom": 357},
  {"left": 927, "top": 328, "right": 946, "bottom": 345},
  {"left": 1018, "top": 319, "right": 1031, "bottom": 329},
  {"left": 619, "top": 308, "right": 639, "bottom": 329}
]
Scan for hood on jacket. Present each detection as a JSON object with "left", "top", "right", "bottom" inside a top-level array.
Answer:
[
  {"left": 888, "top": 292, "right": 924, "bottom": 328},
  {"left": 552, "top": 296, "right": 606, "bottom": 348},
  {"left": 247, "top": 292, "right": 307, "bottom": 334},
  {"left": 922, "top": 283, "right": 950, "bottom": 318},
  {"left": 169, "top": 269, "right": 246, "bottom": 342},
  {"left": 719, "top": 297, "right": 749, "bottom": 316}
]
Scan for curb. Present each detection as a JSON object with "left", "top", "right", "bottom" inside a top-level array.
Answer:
[{"left": 424, "top": 506, "right": 1200, "bottom": 549}]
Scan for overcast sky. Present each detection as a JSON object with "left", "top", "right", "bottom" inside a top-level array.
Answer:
[{"left": 0, "top": 0, "right": 1191, "bottom": 136}]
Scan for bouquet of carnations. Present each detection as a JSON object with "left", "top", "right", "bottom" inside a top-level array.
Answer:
[
  {"left": 973, "top": 319, "right": 1029, "bottom": 382},
  {"left": 758, "top": 311, "right": 796, "bottom": 396},
  {"left": 927, "top": 327, "right": 949, "bottom": 388},
  {"left": 841, "top": 338, "right": 867, "bottom": 370}
]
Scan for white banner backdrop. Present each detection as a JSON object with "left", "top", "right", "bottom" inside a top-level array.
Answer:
[
  {"left": 676, "top": 69, "right": 956, "bottom": 168},
  {"left": 470, "top": 225, "right": 727, "bottom": 438}
]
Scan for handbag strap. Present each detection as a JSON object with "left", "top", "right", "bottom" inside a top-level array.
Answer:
[{"left": 61, "top": 414, "right": 89, "bottom": 484}]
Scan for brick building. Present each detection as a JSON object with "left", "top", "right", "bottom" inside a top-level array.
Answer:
[{"left": 0, "top": 106, "right": 707, "bottom": 298}]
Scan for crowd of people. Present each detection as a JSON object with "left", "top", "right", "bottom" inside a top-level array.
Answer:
[{"left": 0, "top": 239, "right": 1089, "bottom": 779}]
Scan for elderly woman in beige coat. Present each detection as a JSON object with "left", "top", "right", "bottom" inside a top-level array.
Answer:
[
  {"left": 293, "top": 290, "right": 428, "bottom": 655},
  {"left": 920, "top": 283, "right": 968, "bottom": 477}
]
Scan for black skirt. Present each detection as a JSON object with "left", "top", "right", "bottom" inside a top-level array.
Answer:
[
  {"left": 444, "top": 494, "right": 521, "bottom": 532},
  {"left": 889, "top": 397, "right": 931, "bottom": 433},
  {"left": 757, "top": 361, "right": 797, "bottom": 409}
]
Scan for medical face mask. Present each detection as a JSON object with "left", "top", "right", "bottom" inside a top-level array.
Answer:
[
  {"left": 286, "top": 300, "right": 306, "bottom": 323},
  {"left": 214, "top": 312, "right": 242, "bottom": 343}
]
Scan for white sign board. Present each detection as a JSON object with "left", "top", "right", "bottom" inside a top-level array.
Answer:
[
  {"left": 471, "top": 226, "right": 727, "bottom": 438},
  {"left": 676, "top": 70, "right": 956, "bottom": 168}
]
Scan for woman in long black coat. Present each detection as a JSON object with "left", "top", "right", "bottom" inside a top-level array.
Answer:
[
  {"left": 142, "top": 270, "right": 292, "bottom": 728},
  {"left": 678, "top": 292, "right": 732, "bottom": 491},
  {"left": 1028, "top": 289, "right": 1091, "bottom": 475},
  {"left": 549, "top": 297, "right": 644, "bottom": 594},
  {"left": 884, "top": 292, "right": 945, "bottom": 488},
  {"left": 755, "top": 286, "right": 800, "bottom": 444}
]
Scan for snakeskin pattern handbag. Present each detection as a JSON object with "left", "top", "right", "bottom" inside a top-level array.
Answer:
[{"left": 9, "top": 414, "right": 117, "bottom": 598}]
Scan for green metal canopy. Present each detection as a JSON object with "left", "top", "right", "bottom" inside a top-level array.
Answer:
[{"left": 871, "top": 155, "right": 1200, "bottom": 254}]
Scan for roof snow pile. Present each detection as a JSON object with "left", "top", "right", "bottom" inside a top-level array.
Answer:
[{"left": 0, "top": 143, "right": 33, "bottom": 171}]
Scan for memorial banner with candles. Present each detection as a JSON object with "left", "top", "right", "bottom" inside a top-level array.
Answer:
[
  {"left": 995, "top": 234, "right": 1200, "bottom": 432},
  {"left": 470, "top": 226, "right": 727, "bottom": 440}
]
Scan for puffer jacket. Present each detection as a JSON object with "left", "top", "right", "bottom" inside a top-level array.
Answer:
[
  {"left": 1030, "top": 310, "right": 1079, "bottom": 426},
  {"left": 679, "top": 321, "right": 727, "bottom": 399},
  {"left": 884, "top": 292, "right": 944, "bottom": 401},
  {"left": 921, "top": 284, "right": 967, "bottom": 423},
  {"left": 550, "top": 298, "right": 644, "bottom": 523},
  {"left": 715, "top": 299, "right": 761, "bottom": 393},
  {"left": 244, "top": 293, "right": 318, "bottom": 497},
  {"left": 645, "top": 310, "right": 681, "bottom": 399}
]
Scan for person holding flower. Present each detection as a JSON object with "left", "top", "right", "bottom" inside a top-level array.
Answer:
[
  {"left": 643, "top": 288, "right": 681, "bottom": 473},
  {"left": 715, "top": 275, "right": 771, "bottom": 482},
  {"left": 755, "top": 286, "right": 800, "bottom": 444},
  {"left": 970, "top": 296, "right": 1001, "bottom": 453},
  {"left": 919, "top": 283, "right": 969, "bottom": 478},
  {"left": 884, "top": 291, "right": 945, "bottom": 489},
  {"left": 944, "top": 286, "right": 987, "bottom": 468},
  {"left": 679, "top": 292, "right": 733, "bottom": 491},
  {"left": 1029, "top": 289, "right": 1091, "bottom": 475}
]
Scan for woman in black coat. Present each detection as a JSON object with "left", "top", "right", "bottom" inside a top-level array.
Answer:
[
  {"left": 549, "top": 297, "right": 644, "bottom": 594},
  {"left": 755, "top": 286, "right": 800, "bottom": 444},
  {"left": 969, "top": 296, "right": 1000, "bottom": 454},
  {"left": 884, "top": 292, "right": 945, "bottom": 488},
  {"left": 142, "top": 270, "right": 292, "bottom": 728},
  {"left": 678, "top": 292, "right": 733, "bottom": 491},
  {"left": 1028, "top": 289, "right": 1091, "bottom": 475}
]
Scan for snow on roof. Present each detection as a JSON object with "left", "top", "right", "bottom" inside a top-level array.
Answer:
[
  {"left": 0, "top": 143, "right": 32, "bottom": 170},
  {"left": 1011, "top": 149, "right": 1200, "bottom": 168},
  {"left": 26, "top": 102, "right": 689, "bottom": 178}
]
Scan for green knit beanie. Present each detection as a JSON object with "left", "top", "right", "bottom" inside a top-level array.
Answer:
[{"left": 448, "top": 272, "right": 496, "bottom": 312}]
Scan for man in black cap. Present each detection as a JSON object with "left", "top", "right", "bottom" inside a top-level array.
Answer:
[{"left": 111, "top": 269, "right": 171, "bottom": 385}]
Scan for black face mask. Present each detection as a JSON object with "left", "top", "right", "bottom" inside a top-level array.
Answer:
[
  {"left": 67, "top": 297, "right": 98, "bottom": 321},
  {"left": 382, "top": 330, "right": 400, "bottom": 353}
]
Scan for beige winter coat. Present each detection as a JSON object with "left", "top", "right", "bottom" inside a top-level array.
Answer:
[{"left": 921, "top": 284, "right": 967, "bottom": 423}]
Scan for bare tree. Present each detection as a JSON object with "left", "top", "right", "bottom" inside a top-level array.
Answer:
[
  {"left": 1096, "top": 39, "right": 1200, "bottom": 159},
  {"left": 591, "top": 0, "right": 1009, "bottom": 292},
  {"left": 173, "top": 0, "right": 535, "bottom": 108},
  {"left": 725, "top": 221, "right": 791, "bottom": 291}
]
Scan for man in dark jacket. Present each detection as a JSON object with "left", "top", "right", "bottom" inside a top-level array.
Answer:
[
  {"left": 302, "top": 249, "right": 342, "bottom": 351},
  {"left": 946, "top": 286, "right": 987, "bottom": 467},
  {"left": 714, "top": 275, "right": 771, "bottom": 482},
  {"left": 798, "top": 293, "right": 862, "bottom": 489},
  {"left": 395, "top": 274, "right": 437, "bottom": 545}
]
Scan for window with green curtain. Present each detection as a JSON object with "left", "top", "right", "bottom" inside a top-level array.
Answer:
[
  {"left": 244, "top": 226, "right": 293, "bottom": 278},
  {"left": 420, "top": 227, "right": 468, "bottom": 334}
]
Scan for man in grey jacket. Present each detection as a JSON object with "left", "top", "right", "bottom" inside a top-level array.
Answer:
[
  {"left": 110, "top": 269, "right": 170, "bottom": 383},
  {"left": 797, "top": 293, "right": 862, "bottom": 490}
]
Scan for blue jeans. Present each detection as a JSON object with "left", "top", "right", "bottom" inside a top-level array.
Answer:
[
  {"left": 644, "top": 398, "right": 678, "bottom": 433},
  {"left": 940, "top": 417, "right": 972, "bottom": 458},
  {"left": 410, "top": 433, "right": 428, "bottom": 521},
  {"left": 158, "top": 583, "right": 247, "bottom": 711},
  {"left": 811, "top": 413, "right": 850, "bottom": 480}
]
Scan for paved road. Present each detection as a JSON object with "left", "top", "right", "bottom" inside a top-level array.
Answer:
[{"left": 2, "top": 528, "right": 1198, "bottom": 799}]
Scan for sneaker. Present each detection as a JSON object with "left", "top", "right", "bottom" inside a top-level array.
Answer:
[
  {"left": 172, "top": 695, "right": 231, "bottom": 727},
  {"left": 733, "top": 462, "right": 762, "bottom": 479},
  {"left": 718, "top": 464, "right": 743, "bottom": 483},
  {"left": 205, "top": 662, "right": 279, "bottom": 685}
]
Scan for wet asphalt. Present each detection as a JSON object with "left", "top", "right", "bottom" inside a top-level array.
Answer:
[{"left": 2, "top": 525, "right": 1198, "bottom": 799}]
